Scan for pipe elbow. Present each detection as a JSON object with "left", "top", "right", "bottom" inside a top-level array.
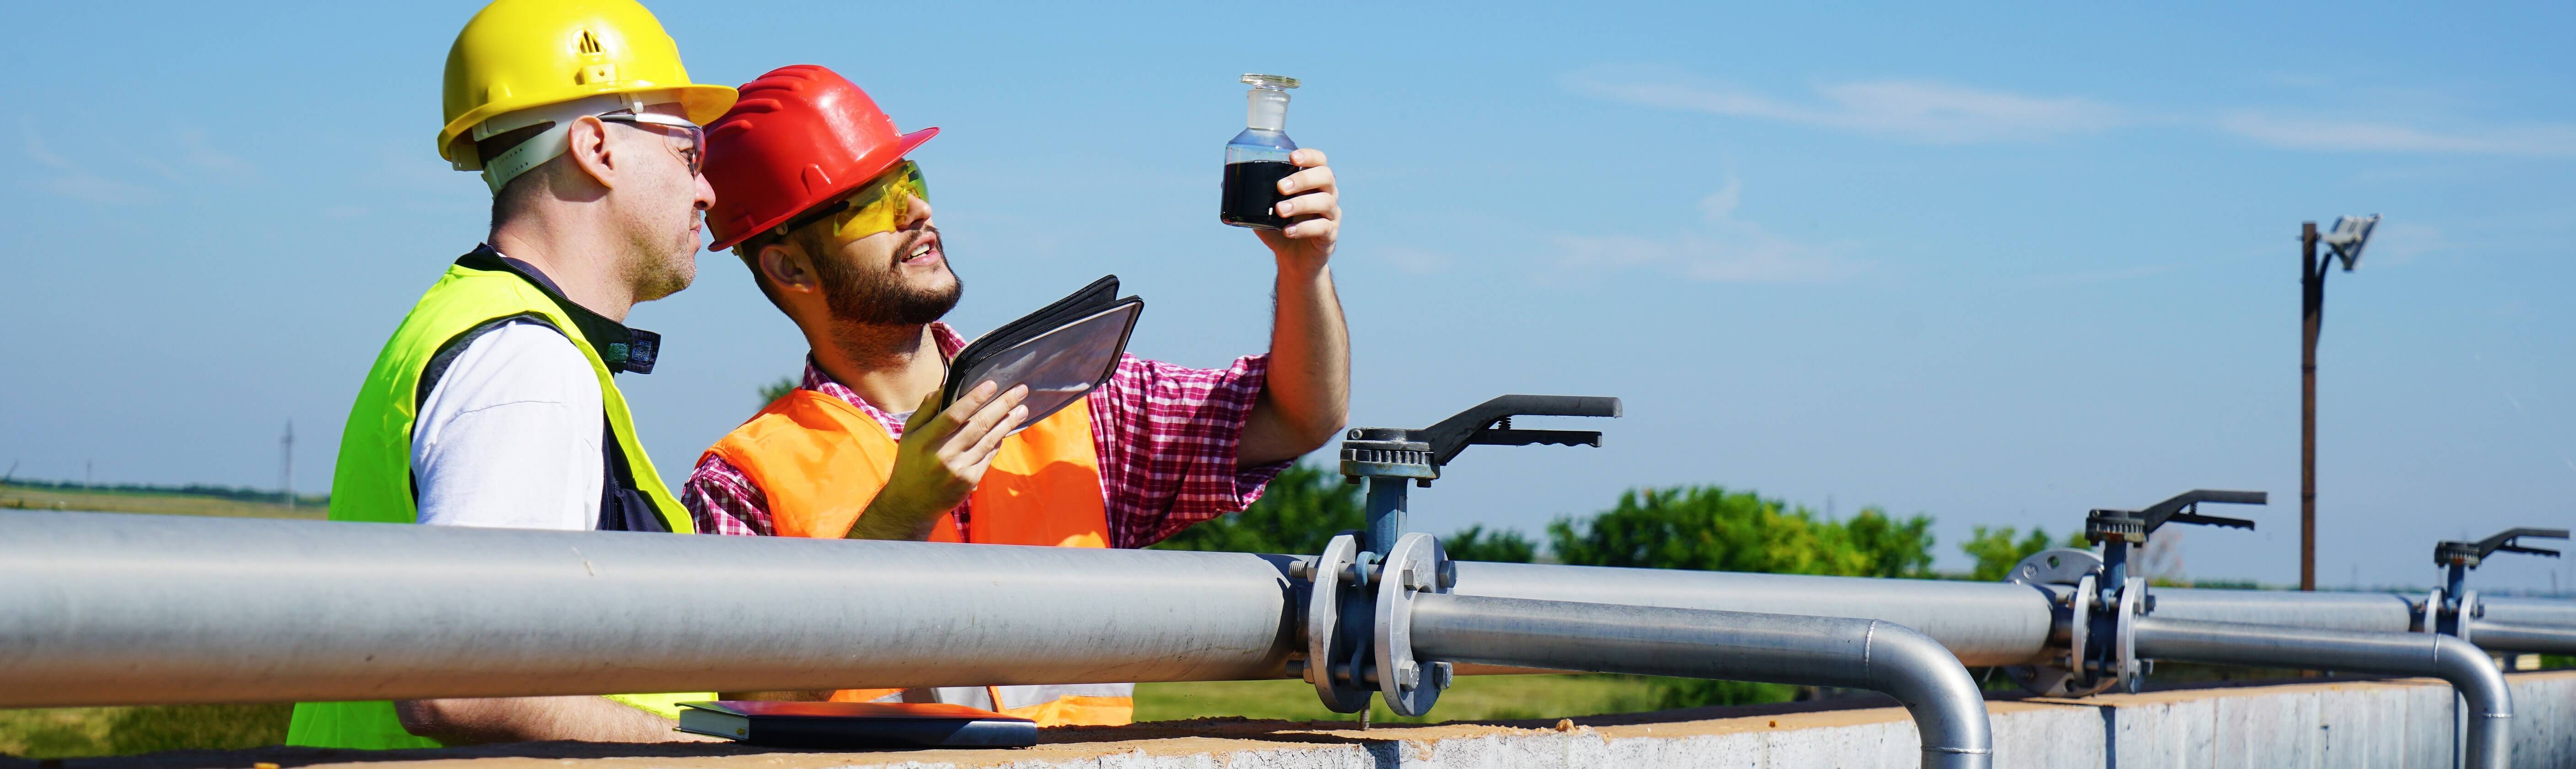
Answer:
[
  {"left": 1860, "top": 620, "right": 1994, "bottom": 767},
  {"left": 2430, "top": 634, "right": 2512, "bottom": 720}
]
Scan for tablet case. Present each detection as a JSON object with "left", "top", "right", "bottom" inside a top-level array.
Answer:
[
  {"left": 675, "top": 700, "right": 1037, "bottom": 749},
  {"left": 938, "top": 274, "right": 1143, "bottom": 429}
]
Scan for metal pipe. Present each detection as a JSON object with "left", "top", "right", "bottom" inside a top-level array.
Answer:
[
  {"left": 1452, "top": 561, "right": 2057, "bottom": 666},
  {"left": 2464, "top": 620, "right": 2576, "bottom": 655},
  {"left": 2148, "top": 587, "right": 2418, "bottom": 633},
  {"left": 1410, "top": 593, "right": 1993, "bottom": 769},
  {"left": 2479, "top": 596, "right": 2576, "bottom": 629},
  {"left": 2132, "top": 616, "right": 2510, "bottom": 769},
  {"left": 0, "top": 511, "right": 1300, "bottom": 707}
]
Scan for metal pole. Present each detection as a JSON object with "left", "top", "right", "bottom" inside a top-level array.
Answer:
[
  {"left": 1364, "top": 476, "right": 1407, "bottom": 555},
  {"left": 2301, "top": 220, "right": 2322, "bottom": 592},
  {"left": 1451, "top": 562, "right": 2061, "bottom": 666},
  {"left": 0, "top": 511, "right": 1302, "bottom": 707},
  {"left": 2131, "top": 616, "right": 2509, "bottom": 769},
  {"left": 1410, "top": 594, "right": 1993, "bottom": 769}
]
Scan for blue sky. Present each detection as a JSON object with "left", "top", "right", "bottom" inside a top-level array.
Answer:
[{"left": 4, "top": 1, "right": 2571, "bottom": 590}]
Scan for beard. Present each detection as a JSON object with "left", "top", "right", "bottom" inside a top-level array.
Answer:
[{"left": 812, "top": 226, "right": 961, "bottom": 326}]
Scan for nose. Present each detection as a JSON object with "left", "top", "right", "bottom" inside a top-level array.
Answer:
[
  {"left": 693, "top": 172, "right": 716, "bottom": 212},
  {"left": 897, "top": 193, "right": 931, "bottom": 230}
]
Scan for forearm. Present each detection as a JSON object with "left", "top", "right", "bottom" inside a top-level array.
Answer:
[
  {"left": 394, "top": 696, "right": 714, "bottom": 744},
  {"left": 843, "top": 495, "right": 941, "bottom": 540},
  {"left": 1242, "top": 260, "right": 1350, "bottom": 466}
]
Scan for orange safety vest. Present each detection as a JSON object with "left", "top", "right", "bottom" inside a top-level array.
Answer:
[{"left": 702, "top": 388, "right": 1132, "bottom": 726}]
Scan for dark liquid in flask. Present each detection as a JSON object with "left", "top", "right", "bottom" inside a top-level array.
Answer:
[{"left": 1220, "top": 161, "right": 1300, "bottom": 230}]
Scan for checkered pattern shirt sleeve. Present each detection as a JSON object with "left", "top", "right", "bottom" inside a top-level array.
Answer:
[
  {"left": 1089, "top": 352, "right": 1287, "bottom": 549},
  {"left": 681, "top": 456, "right": 772, "bottom": 537}
]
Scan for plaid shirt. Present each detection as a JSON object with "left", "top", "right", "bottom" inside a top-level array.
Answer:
[{"left": 682, "top": 323, "right": 1286, "bottom": 549}]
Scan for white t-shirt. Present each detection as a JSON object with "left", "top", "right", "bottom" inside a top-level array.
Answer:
[{"left": 410, "top": 322, "right": 605, "bottom": 531}]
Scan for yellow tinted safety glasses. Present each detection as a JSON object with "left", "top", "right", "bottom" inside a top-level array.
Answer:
[{"left": 778, "top": 161, "right": 929, "bottom": 242}]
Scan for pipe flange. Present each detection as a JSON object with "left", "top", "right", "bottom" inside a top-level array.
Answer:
[
  {"left": 2006, "top": 548, "right": 2102, "bottom": 586},
  {"left": 2003, "top": 549, "right": 2114, "bottom": 696},
  {"left": 2113, "top": 576, "right": 2144, "bottom": 693},
  {"left": 1304, "top": 532, "right": 1372, "bottom": 712},
  {"left": 2419, "top": 589, "right": 2443, "bottom": 634},
  {"left": 1374, "top": 532, "right": 1449, "bottom": 717},
  {"left": 2456, "top": 590, "right": 2478, "bottom": 644}
]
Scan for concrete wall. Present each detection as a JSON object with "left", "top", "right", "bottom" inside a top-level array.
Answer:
[{"left": 54, "top": 672, "right": 2576, "bottom": 769}]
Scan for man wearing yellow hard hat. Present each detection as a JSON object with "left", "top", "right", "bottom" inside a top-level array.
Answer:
[{"left": 284, "top": 0, "right": 734, "bottom": 748}]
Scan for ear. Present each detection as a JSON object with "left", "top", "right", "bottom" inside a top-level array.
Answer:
[
  {"left": 758, "top": 240, "right": 821, "bottom": 295},
  {"left": 562, "top": 115, "right": 617, "bottom": 189}
]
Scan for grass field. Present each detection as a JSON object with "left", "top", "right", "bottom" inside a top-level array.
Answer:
[
  {"left": 0, "top": 677, "right": 1713, "bottom": 758},
  {"left": 0, "top": 705, "right": 292, "bottom": 758},
  {"left": 1135, "top": 674, "right": 1685, "bottom": 724},
  {"left": 0, "top": 484, "right": 321, "bottom": 520}
]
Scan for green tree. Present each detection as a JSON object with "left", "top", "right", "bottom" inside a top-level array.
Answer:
[
  {"left": 1838, "top": 507, "right": 1938, "bottom": 578},
  {"left": 1153, "top": 464, "right": 1539, "bottom": 561},
  {"left": 1546, "top": 486, "right": 1936, "bottom": 577},
  {"left": 1960, "top": 526, "right": 2090, "bottom": 582},
  {"left": 1445, "top": 524, "right": 1539, "bottom": 563},
  {"left": 1153, "top": 463, "right": 1362, "bottom": 554},
  {"left": 757, "top": 376, "right": 797, "bottom": 408}
]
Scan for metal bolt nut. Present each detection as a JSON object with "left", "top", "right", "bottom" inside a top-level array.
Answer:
[
  {"left": 1431, "top": 661, "right": 1455, "bottom": 690},
  {"left": 1403, "top": 566, "right": 1431, "bottom": 591},
  {"left": 1395, "top": 662, "right": 1420, "bottom": 688},
  {"left": 1287, "top": 559, "right": 1314, "bottom": 581},
  {"left": 1437, "top": 561, "right": 1458, "bottom": 589},
  {"left": 1287, "top": 659, "right": 1310, "bottom": 682}
]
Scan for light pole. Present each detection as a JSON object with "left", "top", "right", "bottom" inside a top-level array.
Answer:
[{"left": 2300, "top": 214, "right": 2378, "bottom": 592}]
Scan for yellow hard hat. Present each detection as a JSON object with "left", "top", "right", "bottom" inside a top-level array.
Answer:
[{"left": 437, "top": 0, "right": 737, "bottom": 169}]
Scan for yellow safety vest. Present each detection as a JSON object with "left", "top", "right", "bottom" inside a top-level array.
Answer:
[{"left": 286, "top": 248, "right": 702, "bottom": 749}]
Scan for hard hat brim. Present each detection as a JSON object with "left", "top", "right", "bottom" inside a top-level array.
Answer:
[
  {"left": 705, "top": 126, "right": 939, "bottom": 253},
  {"left": 439, "top": 82, "right": 741, "bottom": 167}
]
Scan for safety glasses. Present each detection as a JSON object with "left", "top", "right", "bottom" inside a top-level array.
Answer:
[
  {"left": 598, "top": 111, "right": 706, "bottom": 177},
  {"left": 778, "top": 161, "right": 929, "bottom": 241}
]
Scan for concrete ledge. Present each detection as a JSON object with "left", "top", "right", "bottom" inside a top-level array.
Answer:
[{"left": 25, "top": 671, "right": 2574, "bottom": 769}]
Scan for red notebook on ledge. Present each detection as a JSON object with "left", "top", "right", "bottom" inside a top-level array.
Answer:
[{"left": 675, "top": 700, "right": 1037, "bottom": 749}]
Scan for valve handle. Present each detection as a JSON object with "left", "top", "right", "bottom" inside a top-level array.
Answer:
[
  {"left": 1411, "top": 395, "right": 1622, "bottom": 467},
  {"left": 2441, "top": 527, "right": 2571, "bottom": 565}
]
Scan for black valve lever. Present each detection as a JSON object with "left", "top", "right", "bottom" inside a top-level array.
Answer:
[
  {"left": 1468, "top": 429, "right": 1604, "bottom": 450},
  {"left": 2436, "top": 527, "right": 2570, "bottom": 568},
  {"left": 2085, "top": 489, "right": 2268, "bottom": 545},
  {"left": 1337, "top": 394, "right": 1622, "bottom": 556},
  {"left": 1412, "top": 395, "right": 1622, "bottom": 466}
]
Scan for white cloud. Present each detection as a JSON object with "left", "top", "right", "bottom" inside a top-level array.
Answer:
[
  {"left": 1562, "top": 66, "right": 2123, "bottom": 144},
  {"left": 178, "top": 129, "right": 259, "bottom": 179},
  {"left": 1554, "top": 177, "right": 1858, "bottom": 283},
  {"left": 22, "top": 121, "right": 156, "bottom": 205},
  {"left": 1568, "top": 65, "right": 2576, "bottom": 160},
  {"left": 2215, "top": 112, "right": 2576, "bottom": 158}
]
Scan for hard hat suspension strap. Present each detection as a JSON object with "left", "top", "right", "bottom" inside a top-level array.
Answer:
[{"left": 469, "top": 92, "right": 680, "bottom": 195}]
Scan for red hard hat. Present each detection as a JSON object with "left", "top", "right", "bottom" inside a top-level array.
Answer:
[{"left": 703, "top": 65, "right": 938, "bottom": 252}]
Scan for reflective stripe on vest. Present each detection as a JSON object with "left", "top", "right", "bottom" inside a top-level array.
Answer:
[
  {"left": 284, "top": 260, "right": 702, "bottom": 750},
  {"left": 703, "top": 389, "right": 1132, "bottom": 725}
]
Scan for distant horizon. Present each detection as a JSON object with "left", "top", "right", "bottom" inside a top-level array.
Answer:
[{"left": 5, "top": 1, "right": 2569, "bottom": 591}]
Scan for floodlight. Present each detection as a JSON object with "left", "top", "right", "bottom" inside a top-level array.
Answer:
[{"left": 2322, "top": 214, "right": 2379, "bottom": 271}]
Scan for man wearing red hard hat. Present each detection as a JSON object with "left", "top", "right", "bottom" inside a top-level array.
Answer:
[{"left": 680, "top": 65, "right": 1348, "bottom": 726}]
